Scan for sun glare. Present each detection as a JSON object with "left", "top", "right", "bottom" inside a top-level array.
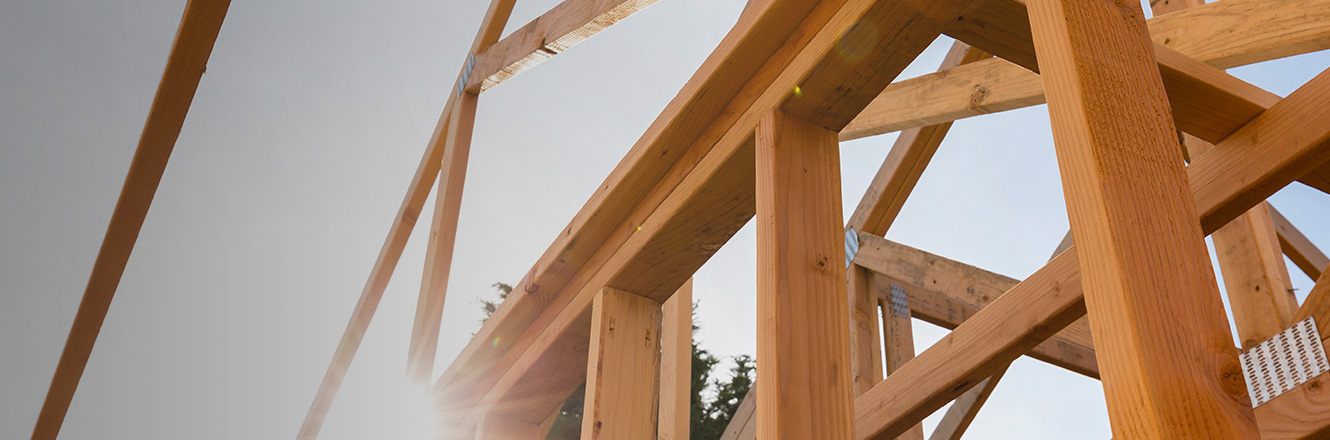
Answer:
[{"left": 380, "top": 380, "right": 442, "bottom": 440}]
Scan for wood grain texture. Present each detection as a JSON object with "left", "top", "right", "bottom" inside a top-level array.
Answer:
[
  {"left": 658, "top": 279, "right": 692, "bottom": 440},
  {"left": 755, "top": 109, "right": 854, "bottom": 440},
  {"left": 1292, "top": 269, "right": 1330, "bottom": 341},
  {"left": 856, "top": 59, "right": 1330, "bottom": 440},
  {"left": 407, "top": 90, "right": 480, "bottom": 383},
  {"left": 581, "top": 288, "right": 662, "bottom": 439},
  {"left": 298, "top": 0, "right": 515, "bottom": 436},
  {"left": 927, "top": 365, "right": 1007, "bottom": 440},
  {"left": 848, "top": 263, "right": 884, "bottom": 396},
  {"left": 1030, "top": 0, "right": 1257, "bottom": 437},
  {"left": 1270, "top": 205, "right": 1328, "bottom": 282},
  {"left": 842, "top": 0, "right": 1330, "bottom": 140},
  {"left": 1213, "top": 201, "right": 1298, "bottom": 349},
  {"left": 438, "top": 0, "right": 979, "bottom": 427},
  {"left": 32, "top": 1, "right": 231, "bottom": 438},
  {"left": 466, "top": 0, "right": 662, "bottom": 92},
  {"left": 873, "top": 275, "right": 924, "bottom": 440},
  {"left": 719, "top": 388, "right": 757, "bottom": 440},
  {"left": 1254, "top": 370, "right": 1330, "bottom": 440}
]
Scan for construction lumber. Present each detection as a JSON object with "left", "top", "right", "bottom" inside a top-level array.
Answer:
[
  {"left": 872, "top": 275, "right": 924, "bottom": 440},
  {"left": 854, "top": 64, "right": 1330, "bottom": 440},
  {"left": 841, "top": 0, "right": 1330, "bottom": 141},
  {"left": 1214, "top": 201, "right": 1299, "bottom": 349},
  {"left": 1254, "top": 371, "right": 1330, "bottom": 440},
  {"left": 1270, "top": 205, "right": 1329, "bottom": 281},
  {"left": 848, "top": 263, "right": 884, "bottom": 395},
  {"left": 853, "top": 233, "right": 1098, "bottom": 378},
  {"left": 1031, "top": 0, "right": 1257, "bottom": 436},
  {"left": 1292, "top": 270, "right": 1330, "bottom": 340},
  {"left": 927, "top": 366, "right": 1007, "bottom": 440},
  {"left": 845, "top": 42, "right": 988, "bottom": 237},
  {"left": 297, "top": 0, "right": 515, "bottom": 437},
  {"left": 719, "top": 388, "right": 757, "bottom": 440},
  {"left": 32, "top": 1, "right": 232, "bottom": 438},
  {"left": 465, "top": 0, "right": 664, "bottom": 92},
  {"left": 436, "top": 0, "right": 986, "bottom": 428},
  {"left": 658, "top": 279, "right": 692, "bottom": 440},
  {"left": 755, "top": 108, "right": 854, "bottom": 439},
  {"left": 474, "top": 413, "right": 541, "bottom": 439},
  {"left": 406, "top": 90, "right": 480, "bottom": 383},
  {"left": 581, "top": 288, "right": 662, "bottom": 439}
]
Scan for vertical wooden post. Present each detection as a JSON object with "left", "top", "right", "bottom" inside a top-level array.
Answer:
[
  {"left": 659, "top": 280, "right": 693, "bottom": 440},
  {"left": 581, "top": 287, "right": 662, "bottom": 439},
  {"left": 1028, "top": 0, "right": 1259, "bottom": 438},
  {"left": 407, "top": 90, "right": 481, "bottom": 383},
  {"left": 1213, "top": 202, "right": 1298, "bottom": 348},
  {"left": 849, "top": 263, "right": 883, "bottom": 395},
  {"left": 874, "top": 275, "right": 924, "bottom": 440},
  {"left": 755, "top": 109, "right": 855, "bottom": 440},
  {"left": 475, "top": 413, "right": 540, "bottom": 439}
]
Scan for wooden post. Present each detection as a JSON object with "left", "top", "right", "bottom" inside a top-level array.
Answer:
[
  {"left": 581, "top": 288, "right": 662, "bottom": 439},
  {"left": 927, "top": 366, "right": 1007, "bottom": 440},
  {"left": 407, "top": 90, "right": 480, "bottom": 383},
  {"left": 755, "top": 109, "right": 855, "bottom": 440},
  {"left": 874, "top": 275, "right": 924, "bottom": 440},
  {"left": 849, "top": 263, "right": 883, "bottom": 395},
  {"left": 658, "top": 279, "right": 693, "bottom": 440},
  {"left": 1028, "top": 0, "right": 1259, "bottom": 437},
  {"left": 1213, "top": 202, "right": 1298, "bottom": 348}
]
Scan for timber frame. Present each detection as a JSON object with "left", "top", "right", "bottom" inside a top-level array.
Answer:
[{"left": 28, "top": 0, "right": 1330, "bottom": 439}]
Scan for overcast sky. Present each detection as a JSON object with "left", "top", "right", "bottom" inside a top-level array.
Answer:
[{"left": 3, "top": 0, "right": 1329, "bottom": 439}]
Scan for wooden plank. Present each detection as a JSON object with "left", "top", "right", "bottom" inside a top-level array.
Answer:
[
  {"left": 1030, "top": 0, "right": 1257, "bottom": 436},
  {"left": 755, "top": 108, "right": 854, "bottom": 439},
  {"left": 297, "top": 0, "right": 516, "bottom": 436},
  {"left": 848, "top": 263, "right": 884, "bottom": 395},
  {"left": 465, "top": 0, "right": 663, "bottom": 92},
  {"left": 475, "top": 413, "right": 541, "bottom": 439},
  {"left": 32, "top": 1, "right": 232, "bottom": 438},
  {"left": 853, "top": 233, "right": 1098, "bottom": 378},
  {"left": 406, "top": 90, "right": 480, "bottom": 383},
  {"left": 437, "top": 0, "right": 983, "bottom": 426},
  {"left": 873, "top": 275, "right": 924, "bottom": 440},
  {"left": 658, "top": 279, "right": 692, "bottom": 440},
  {"left": 856, "top": 65, "right": 1330, "bottom": 440},
  {"left": 1292, "top": 269, "right": 1330, "bottom": 341},
  {"left": 1213, "top": 201, "right": 1298, "bottom": 349},
  {"left": 581, "top": 287, "right": 662, "bottom": 439},
  {"left": 719, "top": 387, "right": 757, "bottom": 440},
  {"left": 845, "top": 42, "right": 989, "bottom": 237},
  {"left": 1254, "top": 370, "right": 1330, "bottom": 440},
  {"left": 841, "top": 0, "right": 1330, "bottom": 141},
  {"left": 1270, "top": 205, "right": 1328, "bottom": 282},
  {"left": 537, "top": 409, "right": 558, "bottom": 439},
  {"left": 927, "top": 365, "right": 1006, "bottom": 440}
]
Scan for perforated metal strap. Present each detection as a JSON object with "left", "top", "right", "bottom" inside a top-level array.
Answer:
[
  {"left": 844, "top": 228, "right": 860, "bottom": 269},
  {"left": 888, "top": 284, "right": 908, "bottom": 318},
  {"left": 456, "top": 53, "right": 476, "bottom": 96},
  {"left": 1239, "top": 317, "right": 1330, "bottom": 407}
]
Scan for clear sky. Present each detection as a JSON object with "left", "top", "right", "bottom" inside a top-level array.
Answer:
[{"left": 2, "top": 0, "right": 1328, "bottom": 439}]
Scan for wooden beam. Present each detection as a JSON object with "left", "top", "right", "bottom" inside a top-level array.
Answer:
[
  {"left": 1214, "top": 201, "right": 1299, "bottom": 349},
  {"left": 927, "top": 365, "right": 1006, "bottom": 440},
  {"left": 1292, "top": 269, "right": 1330, "bottom": 341},
  {"left": 848, "top": 263, "right": 884, "bottom": 395},
  {"left": 719, "top": 388, "right": 757, "bottom": 440},
  {"left": 1270, "top": 205, "right": 1328, "bottom": 282},
  {"left": 581, "top": 287, "right": 662, "bottom": 439},
  {"left": 406, "top": 90, "right": 480, "bottom": 383},
  {"left": 845, "top": 42, "right": 988, "bottom": 236},
  {"left": 658, "top": 279, "right": 692, "bottom": 440},
  {"left": 853, "top": 233, "right": 1099, "bottom": 378},
  {"left": 297, "top": 0, "right": 515, "bottom": 436},
  {"left": 1254, "top": 370, "right": 1330, "bottom": 440},
  {"left": 465, "top": 0, "right": 664, "bottom": 92},
  {"left": 841, "top": 0, "right": 1330, "bottom": 141},
  {"left": 475, "top": 413, "right": 541, "bottom": 439},
  {"left": 1030, "top": 0, "right": 1257, "bottom": 436},
  {"left": 32, "top": 1, "right": 231, "bottom": 438},
  {"left": 873, "top": 275, "right": 924, "bottom": 440},
  {"left": 755, "top": 108, "right": 854, "bottom": 439},
  {"left": 853, "top": 53, "right": 1330, "bottom": 440},
  {"left": 436, "top": 0, "right": 983, "bottom": 426}
]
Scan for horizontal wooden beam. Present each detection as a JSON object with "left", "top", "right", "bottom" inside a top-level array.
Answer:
[
  {"left": 32, "top": 1, "right": 232, "bottom": 438},
  {"left": 841, "top": 0, "right": 1330, "bottom": 141},
  {"left": 852, "top": 233, "right": 1098, "bottom": 378},
  {"left": 436, "top": 0, "right": 985, "bottom": 427},
  {"left": 464, "top": 0, "right": 663, "bottom": 92},
  {"left": 854, "top": 66, "right": 1330, "bottom": 440}
]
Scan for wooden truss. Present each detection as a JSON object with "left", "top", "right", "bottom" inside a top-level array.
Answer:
[{"left": 29, "top": 0, "right": 1330, "bottom": 438}]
